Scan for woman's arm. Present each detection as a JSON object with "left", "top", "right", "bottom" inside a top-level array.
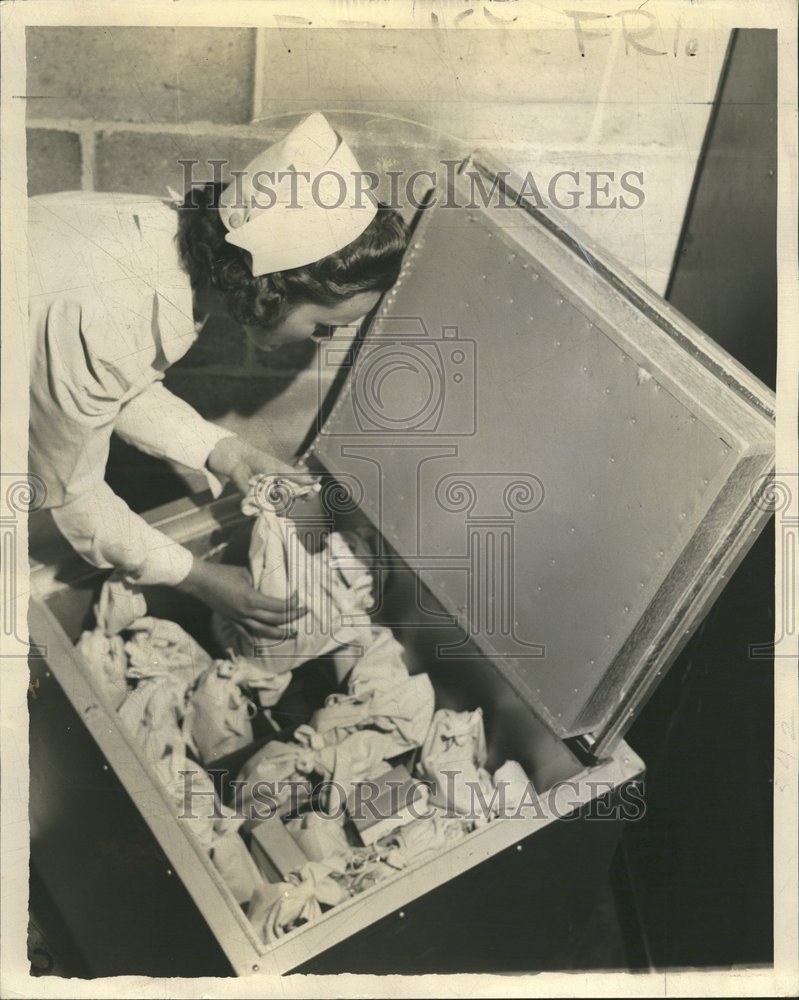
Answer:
[
  {"left": 46, "top": 423, "right": 305, "bottom": 633},
  {"left": 115, "top": 380, "right": 305, "bottom": 496},
  {"left": 114, "top": 380, "right": 234, "bottom": 497},
  {"left": 30, "top": 297, "right": 304, "bottom": 631}
]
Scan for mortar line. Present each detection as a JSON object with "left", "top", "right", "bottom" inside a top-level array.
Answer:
[
  {"left": 78, "top": 125, "right": 96, "bottom": 191},
  {"left": 25, "top": 118, "right": 691, "bottom": 159},
  {"left": 252, "top": 27, "right": 267, "bottom": 123}
]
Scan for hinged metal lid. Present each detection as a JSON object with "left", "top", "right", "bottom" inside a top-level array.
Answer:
[{"left": 307, "top": 154, "right": 775, "bottom": 755}]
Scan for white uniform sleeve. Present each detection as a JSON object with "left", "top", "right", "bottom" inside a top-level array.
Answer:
[
  {"left": 29, "top": 297, "right": 195, "bottom": 586},
  {"left": 115, "top": 381, "right": 235, "bottom": 498}
]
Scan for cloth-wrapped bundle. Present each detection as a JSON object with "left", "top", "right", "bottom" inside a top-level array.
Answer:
[
  {"left": 492, "top": 760, "right": 537, "bottom": 814},
  {"left": 236, "top": 725, "right": 395, "bottom": 815},
  {"left": 183, "top": 659, "right": 256, "bottom": 765},
  {"left": 115, "top": 617, "right": 215, "bottom": 763},
  {"left": 76, "top": 575, "right": 213, "bottom": 712},
  {"left": 230, "top": 653, "right": 293, "bottom": 709},
  {"left": 246, "top": 843, "right": 409, "bottom": 943},
  {"left": 247, "top": 860, "right": 351, "bottom": 943},
  {"left": 378, "top": 809, "right": 471, "bottom": 866},
  {"left": 338, "top": 626, "right": 411, "bottom": 696},
  {"left": 284, "top": 811, "right": 351, "bottom": 863},
  {"left": 179, "top": 765, "right": 262, "bottom": 906},
  {"left": 95, "top": 573, "right": 148, "bottom": 636},
  {"left": 76, "top": 628, "right": 129, "bottom": 709},
  {"left": 117, "top": 675, "right": 186, "bottom": 766},
  {"left": 122, "top": 716, "right": 263, "bottom": 907},
  {"left": 123, "top": 617, "right": 213, "bottom": 688},
  {"left": 418, "top": 708, "right": 496, "bottom": 816},
  {"left": 339, "top": 843, "right": 406, "bottom": 894},
  {"left": 76, "top": 574, "right": 148, "bottom": 708},
  {"left": 310, "top": 670, "right": 435, "bottom": 757},
  {"left": 213, "top": 475, "right": 375, "bottom": 678},
  {"left": 206, "top": 821, "right": 264, "bottom": 906}
]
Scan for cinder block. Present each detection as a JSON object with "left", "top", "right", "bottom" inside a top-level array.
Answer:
[
  {"left": 95, "top": 131, "right": 266, "bottom": 195},
  {"left": 95, "top": 130, "right": 275, "bottom": 196},
  {"left": 27, "top": 128, "right": 82, "bottom": 195},
  {"left": 26, "top": 26, "right": 255, "bottom": 124}
]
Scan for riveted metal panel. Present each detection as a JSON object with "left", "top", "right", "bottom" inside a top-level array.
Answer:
[{"left": 308, "top": 157, "right": 775, "bottom": 748}]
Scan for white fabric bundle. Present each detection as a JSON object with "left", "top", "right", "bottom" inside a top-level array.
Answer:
[
  {"left": 117, "top": 676, "right": 185, "bottom": 765},
  {"left": 247, "top": 860, "right": 351, "bottom": 943},
  {"left": 236, "top": 724, "right": 395, "bottom": 815},
  {"left": 311, "top": 670, "right": 435, "bottom": 756},
  {"left": 117, "top": 695, "right": 263, "bottom": 906},
  {"left": 76, "top": 628, "right": 129, "bottom": 709},
  {"left": 76, "top": 574, "right": 148, "bottom": 708},
  {"left": 247, "top": 846, "right": 406, "bottom": 943},
  {"left": 341, "top": 626, "right": 411, "bottom": 696},
  {"left": 284, "top": 811, "right": 351, "bottom": 863},
  {"left": 213, "top": 476, "right": 375, "bottom": 680},
  {"left": 418, "top": 708, "right": 496, "bottom": 816},
  {"left": 183, "top": 659, "right": 255, "bottom": 765},
  {"left": 378, "top": 809, "right": 471, "bottom": 865},
  {"left": 492, "top": 760, "right": 536, "bottom": 814},
  {"left": 123, "top": 617, "right": 213, "bottom": 687}
]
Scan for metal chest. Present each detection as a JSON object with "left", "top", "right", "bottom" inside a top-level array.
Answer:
[{"left": 27, "top": 154, "right": 775, "bottom": 976}]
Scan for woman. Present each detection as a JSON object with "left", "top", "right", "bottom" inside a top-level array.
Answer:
[{"left": 28, "top": 113, "right": 408, "bottom": 639}]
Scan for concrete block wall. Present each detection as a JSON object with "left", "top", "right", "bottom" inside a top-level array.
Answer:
[{"left": 26, "top": 23, "right": 730, "bottom": 470}]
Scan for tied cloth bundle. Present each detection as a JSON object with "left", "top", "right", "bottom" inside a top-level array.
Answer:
[
  {"left": 247, "top": 860, "right": 351, "bottom": 943},
  {"left": 116, "top": 676, "right": 264, "bottom": 905},
  {"left": 114, "top": 617, "right": 215, "bottom": 762},
  {"left": 248, "top": 847, "right": 405, "bottom": 944},
  {"left": 180, "top": 654, "right": 307, "bottom": 766},
  {"left": 284, "top": 811, "right": 351, "bottom": 863},
  {"left": 175, "top": 761, "right": 263, "bottom": 906},
  {"left": 76, "top": 573, "right": 148, "bottom": 708},
  {"left": 236, "top": 725, "right": 396, "bottom": 815},
  {"left": 150, "top": 745, "right": 264, "bottom": 907},
  {"left": 310, "top": 632, "right": 435, "bottom": 757},
  {"left": 213, "top": 475, "right": 375, "bottom": 680},
  {"left": 377, "top": 809, "right": 472, "bottom": 866},
  {"left": 418, "top": 708, "right": 497, "bottom": 817},
  {"left": 182, "top": 659, "right": 257, "bottom": 765},
  {"left": 123, "top": 617, "right": 213, "bottom": 688},
  {"left": 76, "top": 575, "right": 213, "bottom": 709}
]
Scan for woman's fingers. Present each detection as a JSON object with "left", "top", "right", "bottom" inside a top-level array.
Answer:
[
  {"left": 239, "top": 619, "right": 298, "bottom": 640},
  {"left": 245, "top": 606, "right": 310, "bottom": 631},
  {"left": 247, "top": 591, "right": 308, "bottom": 622}
]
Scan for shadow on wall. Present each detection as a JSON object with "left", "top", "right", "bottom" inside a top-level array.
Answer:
[{"left": 163, "top": 317, "right": 318, "bottom": 421}]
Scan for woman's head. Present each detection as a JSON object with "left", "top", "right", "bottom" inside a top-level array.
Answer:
[{"left": 177, "top": 182, "right": 408, "bottom": 350}]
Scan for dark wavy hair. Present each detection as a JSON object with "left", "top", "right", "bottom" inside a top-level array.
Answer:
[{"left": 176, "top": 182, "right": 408, "bottom": 330}]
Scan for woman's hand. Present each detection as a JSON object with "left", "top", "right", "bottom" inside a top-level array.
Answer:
[
  {"left": 176, "top": 559, "right": 307, "bottom": 639},
  {"left": 207, "top": 435, "right": 315, "bottom": 496}
]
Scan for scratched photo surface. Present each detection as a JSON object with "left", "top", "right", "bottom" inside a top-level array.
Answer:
[{"left": 3, "top": 5, "right": 791, "bottom": 994}]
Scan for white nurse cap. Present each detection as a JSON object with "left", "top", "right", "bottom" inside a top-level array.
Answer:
[{"left": 218, "top": 113, "right": 377, "bottom": 277}]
